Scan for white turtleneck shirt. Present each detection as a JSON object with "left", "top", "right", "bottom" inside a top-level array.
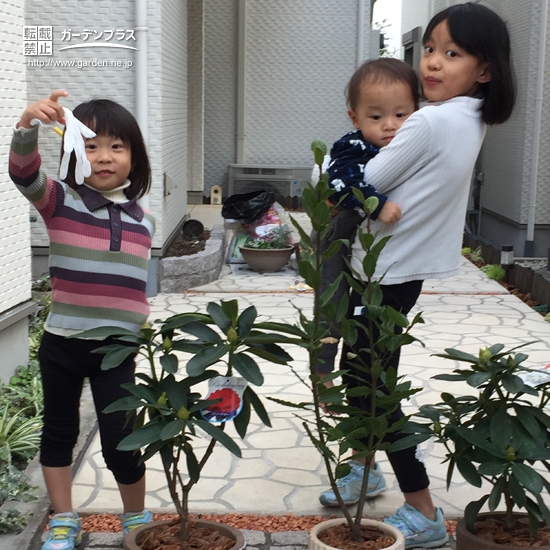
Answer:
[{"left": 351, "top": 96, "right": 487, "bottom": 285}]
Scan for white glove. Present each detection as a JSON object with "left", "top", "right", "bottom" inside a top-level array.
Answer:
[{"left": 30, "top": 107, "right": 96, "bottom": 185}]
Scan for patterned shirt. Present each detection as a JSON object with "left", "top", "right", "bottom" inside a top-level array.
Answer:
[
  {"left": 9, "top": 126, "right": 155, "bottom": 334},
  {"left": 327, "top": 129, "right": 388, "bottom": 218}
]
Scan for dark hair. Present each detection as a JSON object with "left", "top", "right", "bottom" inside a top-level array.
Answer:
[
  {"left": 346, "top": 58, "right": 420, "bottom": 112},
  {"left": 62, "top": 99, "right": 151, "bottom": 199},
  {"left": 423, "top": 2, "right": 516, "bottom": 125}
]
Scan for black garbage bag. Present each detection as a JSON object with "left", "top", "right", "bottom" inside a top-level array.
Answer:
[{"left": 221, "top": 190, "right": 276, "bottom": 224}]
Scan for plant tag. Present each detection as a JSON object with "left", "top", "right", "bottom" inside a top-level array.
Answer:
[
  {"left": 520, "top": 363, "right": 550, "bottom": 387},
  {"left": 353, "top": 306, "right": 364, "bottom": 316},
  {"left": 201, "top": 376, "right": 248, "bottom": 423}
]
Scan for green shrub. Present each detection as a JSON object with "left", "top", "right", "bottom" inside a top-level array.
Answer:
[
  {"left": 481, "top": 263, "right": 505, "bottom": 281},
  {"left": 0, "top": 509, "right": 27, "bottom": 534}
]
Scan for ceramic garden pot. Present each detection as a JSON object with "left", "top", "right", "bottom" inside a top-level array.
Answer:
[
  {"left": 456, "top": 512, "right": 550, "bottom": 550},
  {"left": 124, "top": 518, "right": 246, "bottom": 550},
  {"left": 239, "top": 246, "right": 294, "bottom": 273},
  {"left": 309, "top": 517, "right": 405, "bottom": 550}
]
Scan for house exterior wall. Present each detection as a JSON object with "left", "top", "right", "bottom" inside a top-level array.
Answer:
[
  {"left": 0, "top": 0, "right": 32, "bottom": 379},
  {"left": 24, "top": 0, "right": 189, "bottom": 255},
  {"left": 203, "top": 0, "right": 238, "bottom": 198},
  {"left": 203, "top": 0, "right": 373, "bottom": 197}
]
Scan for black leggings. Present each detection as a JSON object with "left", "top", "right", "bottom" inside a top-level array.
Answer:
[
  {"left": 38, "top": 331, "right": 145, "bottom": 485},
  {"left": 340, "top": 280, "right": 428, "bottom": 494}
]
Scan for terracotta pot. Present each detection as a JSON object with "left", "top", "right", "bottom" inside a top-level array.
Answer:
[
  {"left": 239, "top": 246, "right": 294, "bottom": 273},
  {"left": 309, "top": 517, "right": 405, "bottom": 550},
  {"left": 124, "top": 519, "right": 246, "bottom": 550},
  {"left": 456, "top": 512, "right": 550, "bottom": 550}
]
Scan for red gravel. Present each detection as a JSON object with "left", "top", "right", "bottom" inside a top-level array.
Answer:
[{"left": 76, "top": 513, "right": 457, "bottom": 534}]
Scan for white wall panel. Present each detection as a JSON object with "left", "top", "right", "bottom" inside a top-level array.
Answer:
[{"left": 0, "top": 0, "right": 32, "bottom": 313}]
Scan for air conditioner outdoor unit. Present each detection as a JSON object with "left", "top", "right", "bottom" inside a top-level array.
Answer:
[{"left": 228, "top": 164, "right": 312, "bottom": 208}]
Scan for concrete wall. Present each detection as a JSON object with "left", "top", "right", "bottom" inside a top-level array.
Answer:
[{"left": 0, "top": 0, "right": 33, "bottom": 380}]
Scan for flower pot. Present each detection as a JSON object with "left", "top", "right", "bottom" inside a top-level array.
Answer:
[
  {"left": 456, "top": 512, "right": 550, "bottom": 550},
  {"left": 239, "top": 246, "right": 294, "bottom": 273},
  {"left": 309, "top": 517, "right": 405, "bottom": 550},
  {"left": 124, "top": 518, "right": 246, "bottom": 550}
]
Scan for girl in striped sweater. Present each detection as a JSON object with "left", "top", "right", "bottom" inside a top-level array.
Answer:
[{"left": 10, "top": 90, "right": 155, "bottom": 550}]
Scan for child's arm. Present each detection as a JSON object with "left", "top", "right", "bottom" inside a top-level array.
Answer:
[
  {"left": 364, "top": 112, "right": 431, "bottom": 195},
  {"left": 18, "top": 90, "right": 67, "bottom": 129}
]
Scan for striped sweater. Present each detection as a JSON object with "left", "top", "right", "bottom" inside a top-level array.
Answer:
[{"left": 9, "top": 126, "right": 155, "bottom": 334}]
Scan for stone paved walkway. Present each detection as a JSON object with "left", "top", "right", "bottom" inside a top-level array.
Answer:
[{"left": 72, "top": 258, "right": 550, "bottom": 521}]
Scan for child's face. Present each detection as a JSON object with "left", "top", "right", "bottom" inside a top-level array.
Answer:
[
  {"left": 420, "top": 21, "right": 491, "bottom": 102},
  {"left": 83, "top": 134, "right": 132, "bottom": 192},
  {"left": 348, "top": 80, "right": 416, "bottom": 149}
]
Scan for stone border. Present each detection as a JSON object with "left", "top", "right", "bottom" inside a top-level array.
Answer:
[
  {"left": 0, "top": 387, "right": 98, "bottom": 550},
  {"left": 159, "top": 224, "right": 226, "bottom": 293}
]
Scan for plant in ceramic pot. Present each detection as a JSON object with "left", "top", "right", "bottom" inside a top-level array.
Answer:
[
  {"left": 76, "top": 299, "right": 296, "bottom": 549},
  {"left": 239, "top": 225, "right": 294, "bottom": 272},
  {"left": 265, "top": 141, "right": 423, "bottom": 550},
  {"left": 394, "top": 343, "right": 550, "bottom": 548}
]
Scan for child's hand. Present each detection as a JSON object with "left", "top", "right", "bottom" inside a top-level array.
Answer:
[
  {"left": 18, "top": 90, "right": 68, "bottom": 129},
  {"left": 378, "top": 201, "right": 402, "bottom": 226}
]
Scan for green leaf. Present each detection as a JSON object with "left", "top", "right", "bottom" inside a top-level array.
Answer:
[
  {"left": 160, "top": 419, "right": 186, "bottom": 440},
  {"left": 362, "top": 253, "right": 377, "bottom": 278},
  {"left": 185, "top": 447, "right": 200, "bottom": 483},
  {"left": 514, "top": 406, "right": 543, "bottom": 438},
  {"left": 509, "top": 474, "right": 527, "bottom": 507},
  {"left": 436, "top": 349, "right": 479, "bottom": 363},
  {"left": 195, "top": 420, "right": 242, "bottom": 457},
  {"left": 488, "top": 476, "right": 504, "bottom": 511},
  {"left": 455, "top": 427, "right": 500, "bottom": 456},
  {"left": 311, "top": 140, "right": 327, "bottom": 166},
  {"left": 233, "top": 394, "right": 251, "bottom": 439},
  {"left": 490, "top": 408, "right": 512, "bottom": 452},
  {"left": 231, "top": 352, "right": 263, "bottom": 385},
  {"left": 160, "top": 354, "right": 178, "bottom": 374},
  {"left": 245, "top": 387, "right": 271, "bottom": 427},
  {"left": 237, "top": 306, "right": 258, "bottom": 338},
  {"left": 179, "top": 321, "right": 222, "bottom": 343},
  {"left": 299, "top": 260, "right": 321, "bottom": 289},
  {"left": 467, "top": 371, "right": 492, "bottom": 387},
  {"left": 389, "top": 433, "right": 431, "bottom": 452},
  {"left": 206, "top": 302, "right": 232, "bottom": 332},
  {"left": 103, "top": 396, "right": 145, "bottom": 413},
  {"left": 456, "top": 457, "right": 482, "bottom": 487},
  {"left": 511, "top": 463, "right": 543, "bottom": 493},
  {"left": 186, "top": 344, "right": 231, "bottom": 376},
  {"left": 220, "top": 300, "right": 239, "bottom": 323},
  {"left": 100, "top": 346, "right": 138, "bottom": 371},
  {"left": 117, "top": 419, "right": 164, "bottom": 451},
  {"left": 502, "top": 374, "right": 525, "bottom": 393},
  {"left": 478, "top": 462, "right": 506, "bottom": 476},
  {"left": 246, "top": 344, "right": 292, "bottom": 365},
  {"left": 464, "top": 496, "right": 489, "bottom": 533}
]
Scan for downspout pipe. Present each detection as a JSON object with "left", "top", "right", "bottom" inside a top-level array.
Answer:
[
  {"left": 357, "top": 0, "right": 366, "bottom": 66},
  {"left": 135, "top": 0, "right": 148, "bottom": 208},
  {"left": 525, "top": 0, "right": 548, "bottom": 256},
  {"left": 236, "top": 0, "right": 247, "bottom": 164},
  {"left": 135, "top": 0, "right": 155, "bottom": 295}
]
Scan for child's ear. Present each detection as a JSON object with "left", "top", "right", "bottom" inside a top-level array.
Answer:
[
  {"left": 348, "top": 109, "right": 360, "bottom": 129},
  {"left": 477, "top": 62, "right": 492, "bottom": 84}
]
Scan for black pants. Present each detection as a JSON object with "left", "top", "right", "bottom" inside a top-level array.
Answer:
[
  {"left": 340, "top": 280, "right": 428, "bottom": 494},
  {"left": 39, "top": 331, "right": 145, "bottom": 485}
]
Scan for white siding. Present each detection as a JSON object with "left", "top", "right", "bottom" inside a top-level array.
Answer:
[
  {"left": 0, "top": 0, "right": 31, "bottom": 312},
  {"left": 158, "top": 0, "right": 189, "bottom": 246},
  {"left": 203, "top": 0, "right": 372, "bottom": 196}
]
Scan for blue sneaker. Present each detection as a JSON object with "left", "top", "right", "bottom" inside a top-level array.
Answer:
[
  {"left": 319, "top": 461, "right": 387, "bottom": 507},
  {"left": 42, "top": 512, "right": 82, "bottom": 550},
  {"left": 383, "top": 504, "right": 449, "bottom": 549},
  {"left": 120, "top": 509, "right": 153, "bottom": 535}
]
